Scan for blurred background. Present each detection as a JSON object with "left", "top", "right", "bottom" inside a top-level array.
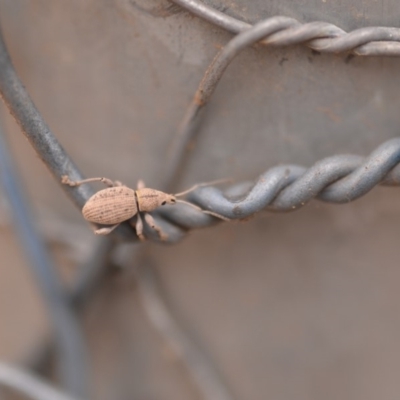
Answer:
[{"left": 1, "top": 1, "right": 400, "bottom": 399}]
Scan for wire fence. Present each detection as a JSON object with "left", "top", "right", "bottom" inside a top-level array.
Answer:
[{"left": 1, "top": 1, "right": 400, "bottom": 399}]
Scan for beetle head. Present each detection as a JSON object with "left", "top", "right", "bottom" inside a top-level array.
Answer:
[{"left": 136, "top": 188, "right": 177, "bottom": 212}]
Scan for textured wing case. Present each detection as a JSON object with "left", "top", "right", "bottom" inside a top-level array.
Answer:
[{"left": 82, "top": 186, "right": 137, "bottom": 224}]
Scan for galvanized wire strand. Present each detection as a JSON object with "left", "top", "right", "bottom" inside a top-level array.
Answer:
[
  {"left": 170, "top": 0, "right": 400, "bottom": 56},
  {"left": 70, "top": 236, "right": 115, "bottom": 306},
  {"left": 189, "top": 137, "right": 400, "bottom": 216},
  {"left": 0, "top": 19, "right": 178, "bottom": 240},
  {"left": 151, "top": 137, "right": 400, "bottom": 239},
  {"left": 170, "top": 0, "right": 250, "bottom": 33},
  {"left": 165, "top": 16, "right": 299, "bottom": 189},
  {"left": 0, "top": 362, "right": 81, "bottom": 400},
  {"left": 156, "top": 11, "right": 400, "bottom": 241},
  {"left": 134, "top": 253, "right": 235, "bottom": 400},
  {"left": 0, "top": 18, "right": 218, "bottom": 400},
  {"left": 0, "top": 123, "right": 88, "bottom": 396},
  {"left": 166, "top": 14, "right": 374, "bottom": 197},
  {"left": 0, "top": 28, "right": 92, "bottom": 210},
  {"left": 25, "top": 236, "right": 115, "bottom": 374},
  {"left": 0, "top": 25, "right": 139, "bottom": 242},
  {"left": 167, "top": 14, "right": 400, "bottom": 192}
]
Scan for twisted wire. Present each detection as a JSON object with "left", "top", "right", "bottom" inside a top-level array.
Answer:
[
  {"left": 154, "top": 137, "right": 400, "bottom": 242},
  {"left": 166, "top": 11, "right": 400, "bottom": 191},
  {"left": 2, "top": 2, "right": 400, "bottom": 245},
  {"left": 170, "top": 0, "right": 400, "bottom": 56},
  {"left": 159, "top": 6, "right": 400, "bottom": 243},
  {"left": 166, "top": 16, "right": 306, "bottom": 188}
]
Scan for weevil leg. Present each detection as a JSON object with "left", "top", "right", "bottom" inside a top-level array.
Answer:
[
  {"left": 134, "top": 213, "right": 146, "bottom": 241},
  {"left": 137, "top": 179, "right": 146, "bottom": 190},
  {"left": 144, "top": 213, "right": 168, "bottom": 241},
  {"left": 94, "top": 223, "right": 120, "bottom": 235},
  {"left": 61, "top": 176, "right": 118, "bottom": 188}
]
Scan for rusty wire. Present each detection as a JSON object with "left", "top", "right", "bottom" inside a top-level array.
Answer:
[{"left": 170, "top": 0, "right": 400, "bottom": 56}]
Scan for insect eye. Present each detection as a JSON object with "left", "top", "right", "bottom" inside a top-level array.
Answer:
[{"left": 161, "top": 201, "right": 166, "bottom": 205}]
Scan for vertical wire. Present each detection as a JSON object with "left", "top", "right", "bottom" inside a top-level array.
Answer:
[{"left": 0, "top": 122, "right": 88, "bottom": 397}]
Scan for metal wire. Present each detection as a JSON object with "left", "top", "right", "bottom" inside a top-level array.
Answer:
[
  {"left": 170, "top": 0, "right": 400, "bottom": 56},
  {"left": 157, "top": 11, "right": 400, "bottom": 242},
  {"left": 166, "top": 11, "right": 400, "bottom": 193},
  {"left": 0, "top": 28, "right": 92, "bottom": 210},
  {"left": 0, "top": 24, "right": 140, "bottom": 242},
  {"left": 1, "top": 3, "right": 400, "bottom": 399},
  {"left": 154, "top": 137, "right": 400, "bottom": 241},
  {"left": 2, "top": 6, "right": 400, "bottom": 245},
  {"left": 0, "top": 363, "right": 81, "bottom": 400},
  {"left": 133, "top": 252, "right": 235, "bottom": 400},
  {"left": 25, "top": 236, "right": 115, "bottom": 374},
  {"left": 166, "top": 16, "right": 314, "bottom": 188},
  {"left": 0, "top": 16, "right": 225, "bottom": 399},
  {"left": 165, "top": 16, "right": 300, "bottom": 188},
  {"left": 0, "top": 122, "right": 88, "bottom": 396}
]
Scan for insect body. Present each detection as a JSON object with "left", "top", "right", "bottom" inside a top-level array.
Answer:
[
  {"left": 82, "top": 185, "right": 137, "bottom": 225},
  {"left": 62, "top": 175, "right": 227, "bottom": 241}
]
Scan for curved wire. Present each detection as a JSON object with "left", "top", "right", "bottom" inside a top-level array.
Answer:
[
  {"left": 170, "top": 0, "right": 400, "bottom": 56},
  {"left": 166, "top": 13, "right": 400, "bottom": 194},
  {"left": 0, "top": 363, "right": 80, "bottom": 400},
  {"left": 0, "top": 123, "right": 88, "bottom": 396},
  {"left": 165, "top": 16, "right": 301, "bottom": 188},
  {"left": 166, "top": 12, "right": 400, "bottom": 191},
  {"left": 2, "top": 7, "right": 399, "bottom": 245},
  {"left": 0, "top": 28, "right": 91, "bottom": 209},
  {"left": 160, "top": 8, "right": 400, "bottom": 242},
  {"left": 0, "top": 25, "right": 138, "bottom": 241}
]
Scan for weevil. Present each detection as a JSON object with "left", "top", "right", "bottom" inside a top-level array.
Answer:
[{"left": 61, "top": 175, "right": 228, "bottom": 241}]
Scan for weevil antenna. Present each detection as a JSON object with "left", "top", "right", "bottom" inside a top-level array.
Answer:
[
  {"left": 176, "top": 199, "right": 230, "bottom": 221},
  {"left": 174, "top": 178, "right": 232, "bottom": 197}
]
